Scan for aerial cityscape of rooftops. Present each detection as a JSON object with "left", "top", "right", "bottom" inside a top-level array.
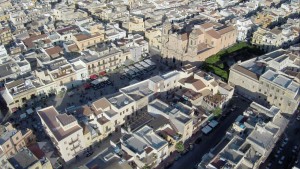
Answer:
[{"left": 0, "top": 0, "right": 299, "bottom": 169}]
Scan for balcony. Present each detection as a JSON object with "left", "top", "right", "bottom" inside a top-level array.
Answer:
[
  {"left": 69, "top": 138, "right": 79, "bottom": 145},
  {"left": 70, "top": 144, "right": 81, "bottom": 151},
  {"left": 108, "top": 58, "right": 118, "bottom": 63},
  {"left": 10, "top": 85, "right": 35, "bottom": 96}
]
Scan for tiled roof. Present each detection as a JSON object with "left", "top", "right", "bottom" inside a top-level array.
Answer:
[
  {"left": 38, "top": 106, "right": 81, "bottom": 141},
  {"left": 232, "top": 64, "right": 259, "bottom": 80},
  {"left": 206, "top": 29, "right": 221, "bottom": 39},
  {"left": 92, "top": 98, "right": 111, "bottom": 111}
]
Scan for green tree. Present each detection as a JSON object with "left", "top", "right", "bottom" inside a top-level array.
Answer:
[
  {"left": 212, "top": 107, "right": 222, "bottom": 117},
  {"left": 175, "top": 141, "right": 184, "bottom": 152},
  {"left": 142, "top": 165, "right": 151, "bottom": 169}
]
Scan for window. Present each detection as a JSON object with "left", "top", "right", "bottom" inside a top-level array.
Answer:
[
  {"left": 16, "top": 137, "right": 19, "bottom": 140},
  {"left": 279, "top": 103, "right": 281, "bottom": 106},
  {"left": 6, "top": 145, "right": 9, "bottom": 148}
]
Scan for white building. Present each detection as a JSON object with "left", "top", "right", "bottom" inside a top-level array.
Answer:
[
  {"left": 38, "top": 106, "right": 85, "bottom": 163},
  {"left": 235, "top": 18, "right": 255, "bottom": 41},
  {"left": 0, "top": 45, "right": 9, "bottom": 64},
  {"left": 120, "top": 125, "right": 169, "bottom": 168}
]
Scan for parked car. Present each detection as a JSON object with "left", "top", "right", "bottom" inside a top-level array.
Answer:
[
  {"left": 292, "top": 145, "right": 298, "bottom": 153},
  {"left": 195, "top": 137, "right": 202, "bottom": 144},
  {"left": 266, "top": 162, "right": 272, "bottom": 169},
  {"left": 278, "top": 156, "right": 285, "bottom": 165},
  {"left": 275, "top": 150, "right": 281, "bottom": 158}
]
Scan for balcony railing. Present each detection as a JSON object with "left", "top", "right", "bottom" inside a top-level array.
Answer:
[
  {"left": 70, "top": 144, "right": 80, "bottom": 151},
  {"left": 69, "top": 138, "right": 79, "bottom": 145}
]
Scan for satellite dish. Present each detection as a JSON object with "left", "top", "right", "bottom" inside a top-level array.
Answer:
[
  {"left": 110, "top": 98, "right": 117, "bottom": 104},
  {"left": 124, "top": 99, "right": 129, "bottom": 105},
  {"left": 25, "top": 80, "right": 32, "bottom": 87}
]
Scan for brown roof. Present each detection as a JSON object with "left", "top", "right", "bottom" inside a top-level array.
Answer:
[
  {"left": 38, "top": 106, "right": 82, "bottom": 141},
  {"left": 94, "top": 109, "right": 103, "bottom": 116},
  {"left": 218, "top": 26, "right": 235, "bottom": 35},
  {"left": 22, "top": 34, "right": 48, "bottom": 48},
  {"left": 0, "top": 27, "right": 10, "bottom": 34},
  {"left": 144, "top": 147, "right": 153, "bottom": 154},
  {"left": 198, "top": 43, "right": 208, "bottom": 51},
  {"left": 162, "top": 127, "right": 177, "bottom": 137},
  {"left": 206, "top": 29, "right": 221, "bottom": 39},
  {"left": 97, "top": 116, "right": 109, "bottom": 125},
  {"left": 195, "top": 29, "right": 203, "bottom": 35},
  {"left": 200, "top": 22, "right": 214, "bottom": 29},
  {"left": 45, "top": 46, "right": 62, "bottom": 56},
  {"left": 5, "top": 79, "right": 25, "bottom": 89},
  {"left": 56, "top": 114, "right": 76, "bottom": 126},
  {"left": 92, "top": 98, "right": 111, "bottom": 111},
  {"left": 192, "top": 79, "right": 206, "bottom": 91},
  {"left": 81, "top": 105, "right": 93, "bottom": 116},
  {"left": 210, "top": 81, "right": 218, "bottom": 87},
  {"left": 68, "top": 44, "right": 79, "bottom": 52},
  {"left": 75, "top": 33, "right": 101, "bottom": 41},
  {"left": 66, "top": 105, "right": 93, "bottom": 117},
  {"left": 232, "top": 64, "right": 259, "bottom": 80},
  {"left": 270, "top": 28, "right": 281, "bottom": 35},
  {"left": 56, "top": 25, "right": 79, "bottom": 35},
  {"left": 27, "top": 143, "right": 45, "bottom": 159},
  {"left": 180, "top": 76, "right": 206, "bottom": 91},
  {"left": 180, "top": 33, "right": 188, "bottom": 41}
]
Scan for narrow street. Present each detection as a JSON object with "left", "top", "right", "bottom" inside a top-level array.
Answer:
[
  {"left": 259, "top": 109, "right": 300, "bottom": 169},
  {"left": 169, "top": 95, "right": 251, "bottom": 169}
]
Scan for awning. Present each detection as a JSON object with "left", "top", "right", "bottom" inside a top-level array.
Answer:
[
  {"left": 99, "top": 71, "right": 106, "bottom": 76},
  {"left": 67, "top": 91, "right": 74, "bottom": 96},
  {"left": 26, "top": 108, "right": 33, "bottom": 115},
  {"left": 20, "top": 113, "right": 27, "bottom": 119},
  {"left": 84, "top": 83, "right": 91, "bottom": 89},
  {"left": 90, "top": 74, "right": 98, "bottom": 80},
  {"left": 11, "top": 107, "right": 18, "bottom": 113}
]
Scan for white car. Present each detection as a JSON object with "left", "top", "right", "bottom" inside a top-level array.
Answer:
[
  {"left": 292, "top": 145, "right": 298, "bottom": 153},
  {"left": 266, "top": 163, "right": 272, "bottom": 169},
  {"left": 275, "top": 150, "right": 281, "bottom": 158},
  {"left": 278, "top": 156, "right": 285, "bottom": 165}
]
